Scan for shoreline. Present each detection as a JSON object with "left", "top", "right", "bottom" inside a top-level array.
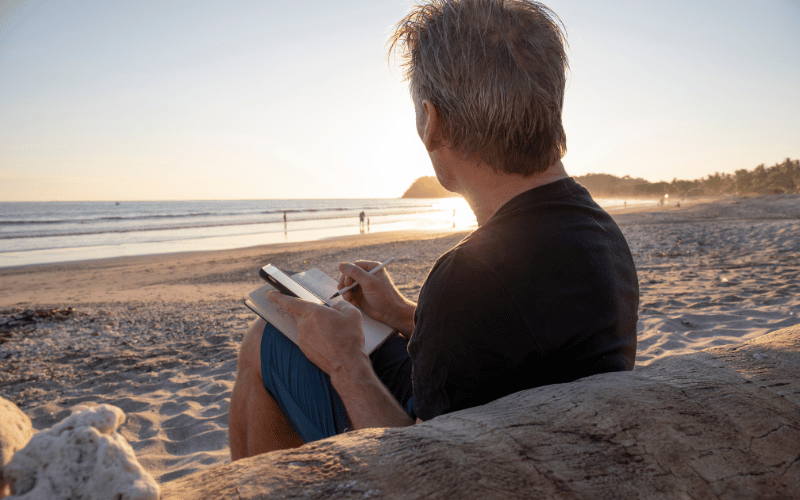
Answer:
[
  {"left": 0, "top": 196, "right": 707, "bottom": 309},
  {"left": 1, "top": 193, "right": 689, "bottom": 270},
  {"left": 0, "top": 197, "right": 477, "bottom": 269},
  {"left": 0, "top": 194, "right": 704, "bottom": 275},
  {"left": 0, "top": 227, "right": 470, "bottom": 308},
  {"left": 0, "top": 227, "right": 467, "bottom": 274}
]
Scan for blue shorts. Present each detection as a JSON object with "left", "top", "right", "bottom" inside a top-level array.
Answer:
[{"left": 260, "top": 322, "right": 414, "bottom": 443}]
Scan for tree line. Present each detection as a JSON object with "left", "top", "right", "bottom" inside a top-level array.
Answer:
[
  {"left": 402, "top": 158, "right": 799, "bottom": 199},
  {"left": 574, "top": 158, "right": 799, "bottom": 198}
]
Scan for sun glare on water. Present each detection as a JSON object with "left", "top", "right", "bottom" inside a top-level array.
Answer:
[{"left": 426, "top": 197, "right": 477, "bottom": 229}]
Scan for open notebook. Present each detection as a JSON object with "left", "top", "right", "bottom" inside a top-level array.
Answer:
[{"left": 245, "top": 268, "right": 395, "bottom": 354}]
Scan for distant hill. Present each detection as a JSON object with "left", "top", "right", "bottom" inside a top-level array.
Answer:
[
  {"left": 574, "top": 158, "right": 799, "bottom": 198},
  {"left": 401, "top": 176, "right": 460, "bottom": 198},
  {"left": 401, "top": 158, "right": 799, "bottom": 199},
  {"left": 572, "top": 173, "right": 650, "bottom": 197}
]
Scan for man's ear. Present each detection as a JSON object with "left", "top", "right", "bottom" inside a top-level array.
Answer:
[{"left": 419, "top": 99, "right": 444, "bottom": 153}]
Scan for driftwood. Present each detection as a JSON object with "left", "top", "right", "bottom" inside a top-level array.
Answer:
[{"left": 162, "top": 325, "right": 800, "bottom": 499}]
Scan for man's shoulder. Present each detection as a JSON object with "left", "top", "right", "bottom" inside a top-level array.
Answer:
[
  {"left": 428, "top": 178, "right": 637, "bottom": 318},
  {"left": 416, "top": 243, "right": 514, "bottom": 327},
  {"left": 463, "top": 178, "right": 626, "bottom": 256},
  {"left": 421, "top": 243, "right": 483, "bottom": 294},
  {"left": 420, "top": 175, "right": 635, "bottom": 298}
]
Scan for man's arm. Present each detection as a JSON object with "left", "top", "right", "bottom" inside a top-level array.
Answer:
[
  {"left": 330, "top": 352, "right": 414, "bottom": 429},
  {"left": 268, "top": 291, "right": 414, "bottom": 429}
]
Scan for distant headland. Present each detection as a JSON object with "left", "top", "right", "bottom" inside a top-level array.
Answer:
[
  {"left": 401, "top": 158, "right": 799, "bottom": 198},
  {"left": 401, "top": 176, "right": 460, "bottom": 198}
]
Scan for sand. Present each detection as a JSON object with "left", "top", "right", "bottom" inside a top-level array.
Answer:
[{"left": 1, "top": 194, "right": 798, "bottom": 484}]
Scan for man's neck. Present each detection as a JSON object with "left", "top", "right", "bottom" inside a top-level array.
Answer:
[{"left": 458, "top": 161, "right": 569, "bottom": 225}]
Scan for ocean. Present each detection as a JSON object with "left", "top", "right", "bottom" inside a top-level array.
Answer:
[
  {"left": 0, "top": 196, "right": 652, "bottom": 268},
  {"left": 0, "top": 198, "right": 476, "bottom": 268}
]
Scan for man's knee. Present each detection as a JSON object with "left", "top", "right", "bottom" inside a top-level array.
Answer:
[
  {"left": 230, "top": 318, "right": 303, "bottom": 457},
  {"left": 238, "top": 318, "right": 267, "bottom": 378}
]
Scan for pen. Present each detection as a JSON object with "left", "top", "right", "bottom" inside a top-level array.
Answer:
[{"left": 330, "top": 257, "right": 395, "bottom": 299}]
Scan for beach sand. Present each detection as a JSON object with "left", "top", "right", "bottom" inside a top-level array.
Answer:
[{"left": 1, "top": 194, "right": 798, "bottom": 484}]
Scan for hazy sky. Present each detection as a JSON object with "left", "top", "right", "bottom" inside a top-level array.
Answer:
[{"left": 1, "top": 0, "right": 798, "bottom": 201}]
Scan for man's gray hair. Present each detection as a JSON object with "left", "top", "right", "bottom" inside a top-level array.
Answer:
[{"left": 389, "top": 0, "right": 569, "bottom": 175}]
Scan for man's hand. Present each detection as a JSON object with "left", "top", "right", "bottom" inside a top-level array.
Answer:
[
  {"left": 267, "top": 291, "right": 365, "bottom": 377},
  {"left": 337, "top": 261, "right": 417, "bottom": 336},
  {"left": 267, "top": 289, "right": 415, "bottom": 430}
]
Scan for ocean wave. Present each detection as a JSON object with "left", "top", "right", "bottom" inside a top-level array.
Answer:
[
  {"left": 0, "top": 211, "right": 462, "bottom": 254},
  {"left": 0, "top": 203, "right": 438, "bottom": 226},
  {"left": 0, "top": 207, "right": 447, "bottom": 240}
]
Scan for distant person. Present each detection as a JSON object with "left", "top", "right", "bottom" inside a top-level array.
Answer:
[
  {"left": 359, "top": 211, "right": 366, "bottom": 231},
  {"left": 283, "top": 211, "right": 287, "bottom": 229},
  {"left": 367, "top": 217, "right": 370, "bottom": 232},
  {"left": 229, "top": 0, "right": 638, "bottom": 457}
]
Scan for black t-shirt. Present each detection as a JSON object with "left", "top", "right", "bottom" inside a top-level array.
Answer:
[{"left": 408, "top": 178, "right": 639, "bottom": 421}]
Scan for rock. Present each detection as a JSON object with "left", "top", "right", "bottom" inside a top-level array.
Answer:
[
  {"left": 0, "top": 398, "right": 35, "bottom": 498},
  {"left": 401, "top": 176, "right": 459, "bottom": 198},
  {"left": 3, "top": 404, "right": 159, "bottom": 500},
  {"left": 162, "top": 325, "right": 800, "bottom": 499}
]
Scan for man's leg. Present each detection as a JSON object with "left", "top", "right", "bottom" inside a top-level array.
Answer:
[
  {"left": 229, "top": 318, "right": 303, "bottom": 460},
  {"left": 229, "top": 321, "right": 413, "bottom": 460}
]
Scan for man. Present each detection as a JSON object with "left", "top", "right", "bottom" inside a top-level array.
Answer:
[{"left": 228, "top": 0, "right": 638, "bottom": 458}]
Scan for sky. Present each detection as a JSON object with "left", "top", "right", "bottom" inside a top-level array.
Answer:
[{"left": 1, "top": 0, "right": 798, "bottom": 201}]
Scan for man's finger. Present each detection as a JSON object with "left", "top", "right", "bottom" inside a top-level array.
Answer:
[
  {"left": 332, "top": 299, "right": 363, "bottom": 323},
  {"left": 338, "top": 274, "right": 355, "bottom": 290},
  {"left": 332, "top": 300, "right": 357, "bottom": 313},
  {"left": 338, "top": 262, "right": 374, "bottom": 286},
  {"left": 267, "top": 291, "right": 312, "bottom": 316},
  {"left": 354, "top": 260, "right": 383, "bottom": 273}
]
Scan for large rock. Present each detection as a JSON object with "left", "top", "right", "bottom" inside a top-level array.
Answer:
[
  {"left": 163, "top": 326, "right": 800, "bottom": 499},
  {"left": 0, "top": 398, "right": 35, "bottom": 498},
  {"left": 4, "top": 404, "right": 159, "bottom": 500}
]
